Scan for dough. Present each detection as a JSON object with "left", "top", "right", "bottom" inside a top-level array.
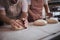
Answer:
[
  {"left": 33, "top": 19, "right": 47, "bottom": 26},
  {"left": 47, "top": 18, "right": 58, "bottom": 24}
]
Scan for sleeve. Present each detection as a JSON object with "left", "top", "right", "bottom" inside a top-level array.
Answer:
[
  {"left": 44, "top": 0, "right": 48, "bottom": 5},
  {"left": 27, "top": 0, "right": 31, "bottom": 5},
  {"left": 21, "top": 0, "right": 28, "bottom": 12}
]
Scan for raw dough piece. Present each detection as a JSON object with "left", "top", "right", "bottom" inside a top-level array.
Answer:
[
  {"left": 47, "top": 18, "right": 58, "bottom": 24},
  {"left": 33, "top": 19, "right": 47, "bottom": 26}
]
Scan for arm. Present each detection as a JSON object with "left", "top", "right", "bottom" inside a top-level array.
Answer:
[
  {"left": 0, "top": 8, "right": 24, "bottom": 29},
  {"left": 44, "top": 0, "right": 50, "bottom": 14},
  {"left": 29, "top": 9, "right": 35, "bottom": 16},
  {"left": 20, "top": 0, "right": 28, "bottom": 19},
  {"left": 44, "top": 0, "right": 52, "bottom": 17},
  {"left": 0, "top": 8, "right": 11, "bottom": 24}
]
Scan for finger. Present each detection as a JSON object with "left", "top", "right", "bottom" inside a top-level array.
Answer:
[
  {"left": 16, "top": 19, "right": 28, "bottom": 29},
  {"left": 11, "top": 23, "right": 17, "bottom": 29},
  {"left": 13, "top": 21, "right": 21, "bottom": 28},
  {"left": 24, "top": 20, "right": 28, "bottom": 29},
  {"left": 20, "top": 19, "right": 28, "bottom": 29},
  {"left": 15, "top": 20, "right": 24, "bottom": 28},
  {"left": 11, "top": 24, "right": 24, "bottom": 30},
  {"left": 16, "top": 20, "right": 23, "bottom": 26}
]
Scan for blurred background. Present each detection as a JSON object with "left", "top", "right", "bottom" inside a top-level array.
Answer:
[{"left": 48, "top": 0, "right": 60, "bottom": 21}]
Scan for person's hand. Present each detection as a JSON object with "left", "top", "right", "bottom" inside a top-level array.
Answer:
[
  {"left": 32, "top": 14, "right": 42, "bottom": 20},
  {"left": 10, "top": 19, "right": 24, "bottom": 30},
  {"left": 47, "top": 13, "right": 53, "bottom": 18},
  {"left": 21, "top": 18, "right": 28, "bottom": 28},
  {"left": 19, "top": 12, "right": 28, "bottom": 28}
]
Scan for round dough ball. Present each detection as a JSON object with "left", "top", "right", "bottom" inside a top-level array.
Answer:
[
  {"left": 47, "top": 18, "right": 58, "bottom": 24},
  {"left": 33, "top": 19, "right": 47, "bottom": 26}
]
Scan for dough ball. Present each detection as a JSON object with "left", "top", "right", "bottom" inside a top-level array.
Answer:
[
  {"left": 33, "top": 19, "right": 47, "bottom": 26},
  {"left": 47, "top": 18, "right": 58, "bottom": 24}
]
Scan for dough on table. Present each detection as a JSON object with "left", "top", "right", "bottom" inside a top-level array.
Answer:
[
  {"left": 47, "top": 18, "right": 58, "bottom": 24},
  {"left": 33, "top": 19, "right": 47, "bottom": 26}
]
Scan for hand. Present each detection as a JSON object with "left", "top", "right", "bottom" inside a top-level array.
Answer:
[
  {"left": 10, "top": 19, "right": 24, "bottom": 30},
  {"left": 21, "top": 18, "right": 28, "bottom": 28},
  {"left": 47, "top": 13, "right": 53, "bottom": 18},
  {"left": 32, "top": 14, "right": 42, "bottom": 20},
  {"left": 19, "top": 12, "right": 28, "bottom": 28}
]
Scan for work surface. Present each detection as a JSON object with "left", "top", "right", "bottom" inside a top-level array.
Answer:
[{"left": 0, "top": 22, "right": 60, "bottom": 40}]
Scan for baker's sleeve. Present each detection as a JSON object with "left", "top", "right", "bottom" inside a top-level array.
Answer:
[
  {"left": 27, "top": 0, "right": 31, "bottom": 5},
  {"left": 21, "top": 0, "right": 28, "bottom": 12},
  {"left": 44, "top": 0, "right": 48, "bottom": 5}
]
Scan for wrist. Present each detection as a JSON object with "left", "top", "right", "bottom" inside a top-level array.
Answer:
[{"left": 19, "top": 12, "right": 28, "bottom": 19}]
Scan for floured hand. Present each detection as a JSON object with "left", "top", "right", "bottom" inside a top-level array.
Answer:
[{"left": 10, "top": 19, "right": 24, "bottom": 30}]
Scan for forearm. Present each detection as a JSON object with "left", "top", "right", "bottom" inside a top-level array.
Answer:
[
  {"left": 29, "top": 9, "right": 34, "bottom": 16},
  {"left": 0, "top": 10, "right": 11, "bottom": 24},
  {"left": 44, "top": 4, "right": 52, "bottom": 17},
  {"left": 1, "top": 16, "right": 11, "bottom": 24},
  {"left": 19, "top": 0, "right": 28, "bottom": 19},
  {"left": 44, "top": 4, "right": 49, "bottom": 13},
  {"left": 44, "top": 0, "right": 50, "bottom": 13}
]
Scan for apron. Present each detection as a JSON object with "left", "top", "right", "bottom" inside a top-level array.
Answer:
[{"left": 28, "top": 0, "right": 44, "bottom": 22}]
